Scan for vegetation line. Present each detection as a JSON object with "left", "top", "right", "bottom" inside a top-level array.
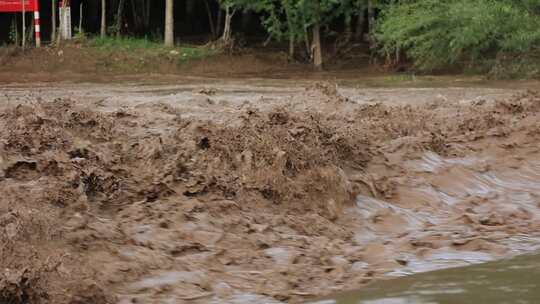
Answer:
[{"left": 2, "top": 0, "right": 540, "bottom": 77}]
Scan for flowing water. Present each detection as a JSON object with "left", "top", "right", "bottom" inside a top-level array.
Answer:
[
  {"left": 307, "top": 150, "right": 540, "bottom": 304},
  {"left": 4, "top": 80, "right": 540, "bottom": 303},
  {"left": 309, "top": 253, "right": 540, "bottom": 304}
]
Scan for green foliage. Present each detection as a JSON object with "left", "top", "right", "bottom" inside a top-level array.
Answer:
[
  {"left": 221, "top": 0, "right": 367, "bottom": 49},
  {"left": 177, "top": 46, "right": 219, "bottom": 61},
  {"left": 73, "top": 31, "right": 88, "bottom": 42},
  {"left": 91, "top": 36, "right": 162, "bottom": 50},
  {"left": 89, "top": 37, "right": 218, "bottom": 61},
  {"left": 376, "top": 0, "right": 540, "bottom": 71}
]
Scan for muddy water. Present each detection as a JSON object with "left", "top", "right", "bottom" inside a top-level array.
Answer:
[
  {"left": 311, "top": 253, "right": 540, "bottom": 304},
  {"left": 349, "top": 150, "right": 540, "bottom": 269},
  {"left": 308, "top": 150, "right": 540, "bottom": 304},
  {"left": 0, "top": 80, "right": 521, "bottom": 107},
  {"left": 4, "top": 80, "right": 540, "bottom": 303}
]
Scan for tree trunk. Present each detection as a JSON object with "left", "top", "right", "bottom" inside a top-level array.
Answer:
[
  {"left": 312, "top": 0, "right": 323, "bottom": 70},
  {"left": 344, "top": 13, "right": 352, "bottom": 43},
  {"left": 221, "top": 6, "right": 235, "bottom": 43},
  {"left": 222, "top": 11, "right": 229, "bottom": 42},
  {"left": 13, "top": 15, "right": 20, "bottom": 46},
  {"left": 79, "top": 2, "right": 83, "bottom": 33},
  {"left": 303, "top": 22, "right": 310, "bottom": 59},
  {"left": 116, "top": 0, "right": 126, "bottom": 38},
  {"left": 51, "top": 0, "right": 57, "bottom": 42},
  {"left": 57, "top": 0, "right": 68, "bottom": 44},
  {"left": 203, "top": 0, "right": 215, "bottom": 39},
  {"left": 355, "top": 6, "right": 365, "bottom": 41},
  {"left": 130, "top": 0, "right": 141, "bottom": 30},
  {"left": 143, "top": 0, "right": 151, "bottom": 30},
  {"left": 312, "top": 22, "right": 322, "bottom": 70},
  {"left": 101, "top": 0, "right": 106, "bottom": 37},
  {"left": 164, "top": 0, "right": 174, "bottom": 47},
  {"left": 367, "top": 0, "right": 375, "bottom": 32},
  {"left": 284, "top": 3, "right": 295, "bottom": 59},
  {"left": 28, "top": 20, "right": 34, "bottom": 44},
  {"left": 216, "top": 8, "right": 223, "bottom": 38},
  {"left": 221, "top": 7, "right": 230, "bottom": 41},
  {"left": 22, "top": 8, "right": 26, "bottom": 49},
  {"left": 289, "top": 36, "right": 295, "bottom": 60},
  {"left": 57, "top": 0, "right": 64, "bottom": 44},
  {"left": 367, "top": 0, "right": 375, "bottom": 48}
]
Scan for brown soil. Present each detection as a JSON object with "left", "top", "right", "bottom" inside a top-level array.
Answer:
[
  {"left": 2, "top": 81, "right": 540, "bottom": 303},
  {"left": 0, "top": 44, "right": 309, "bottom": 83}
]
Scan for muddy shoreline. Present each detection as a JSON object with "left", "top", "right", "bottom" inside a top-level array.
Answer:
[{"left": 2, "top": 82, "right": 540, "bottom": 303}]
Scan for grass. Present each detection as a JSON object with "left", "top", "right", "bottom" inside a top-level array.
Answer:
[
  {"left": 90, "top": 36, "right": 162, "bottom": 50},
  {"left": 89, "top": 36, "right": 218, "bottom": 61}
]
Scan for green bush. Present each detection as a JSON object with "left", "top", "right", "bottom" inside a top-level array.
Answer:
[{"left": 376, "top": 0, "right": 540, "bottom": 73}]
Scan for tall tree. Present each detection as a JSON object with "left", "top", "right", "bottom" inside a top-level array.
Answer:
[
  {"left": 116, "top": 0, "right": 126, "bottom": 38},
  {"left": 57, "top": 0, "right": 68, "bottom": 43},
  {"left": 355, "top": 2, "right": 366, "bottom": 41},
  {"left": 221, "top": 4, "right": 235, "bottom": 43},
  {"left": 217, "top": 0, "right": 265, "bottom": 44},
  {"left": 78, "top": 2, "right": 83, "bottom": 33},
  {"left": 101, "top": 0, "right": 106, "bottom": 37},
  {"left": 203, "top": 0, "right": 216, "bottom": 38},
  {"left": 165, "top": 0, "right": 174, "bottom": 46},
  {"left": 312, "top": 0, "right": 322, "bottom": 70},
  {"left": 283, "top": 0, "right": 296, "bottom": 58},
  {"left": 51, "top": 0, "right": 57, "bottom": 42},
  {"left": 367, "top": 0, "right": 375, "bottom": 48},
  {"left": 227, "top": 0, "right": 350, "bottom": 67}
]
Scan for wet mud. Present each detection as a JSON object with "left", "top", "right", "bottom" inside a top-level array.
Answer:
[{"left": 2, "top": 83, "right": 540, "bottom": 303}]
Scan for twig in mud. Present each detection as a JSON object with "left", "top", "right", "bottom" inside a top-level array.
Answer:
[
  {"left": 86, "top": 212, "right": 112, "bottom": 223},
  {"left": 178, "top": 292, "right": 214, "bottom": 300},
  {"left": 291, "top": 290, "right": 315, "bottom": 296},
  {"left": 228, "top": 270, "right": 265, "bottom": 275}
]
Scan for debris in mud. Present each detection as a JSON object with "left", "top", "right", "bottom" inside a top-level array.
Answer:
[
  {"left": 307, "top": 81, "right": 352, "bottom": 103},
  {"left": 69, "top": 283, "right": 115, "bottom": 304},
  {"left": 197, "top": 87, "right": 218, "bottom": 96},
  {"left": 0, "top": 269, "right": 47, "bottom": 304},
  {"left": 3, "top": 160, "right": 38, "bottom": 180}
]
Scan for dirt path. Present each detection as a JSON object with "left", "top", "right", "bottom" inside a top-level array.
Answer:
[{"left": 2, "top": 80, "right": 540, "bottom": 304}]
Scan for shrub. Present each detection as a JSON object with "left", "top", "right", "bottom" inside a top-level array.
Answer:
[{"left": 376, "top": 0, "right": 540, "bottom": 73}]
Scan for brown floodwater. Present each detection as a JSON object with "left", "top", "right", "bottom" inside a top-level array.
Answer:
[
  {"left": 3, "top": 78, "right": 540, "bottom": 303},
  {"left": 310, "top": 252, "right": 540, "bottom": 304}
]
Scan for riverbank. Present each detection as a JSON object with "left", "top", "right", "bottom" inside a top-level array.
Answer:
[
  {"left": 0, "top": 41, "right": 307, "bottom": 81},
  {"left": 2, "top": 80, "right": 540, "bottom": 303},
  {"left": 3, "top": 45, "right": 540, "bottom": 89}
]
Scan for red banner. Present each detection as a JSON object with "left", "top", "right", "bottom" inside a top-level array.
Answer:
[{"left": 0, "top": 0, "right": 38, "bottom": 12}]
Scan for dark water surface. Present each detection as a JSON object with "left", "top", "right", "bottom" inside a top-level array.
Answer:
[{"left": 310, "top": 253, "right": 540, "bottom": 304}]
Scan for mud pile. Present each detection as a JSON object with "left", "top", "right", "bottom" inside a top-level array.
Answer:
[{"left": 2, "top": 88, "right": 540, "bottom": 303}]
